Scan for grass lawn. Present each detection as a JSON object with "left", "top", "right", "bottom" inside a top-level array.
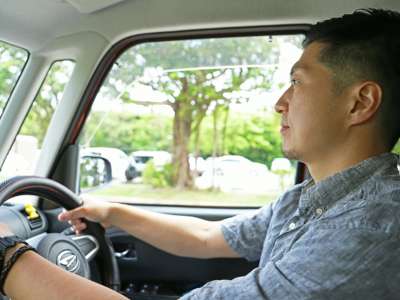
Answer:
[{"left": 86, "top": 182, "right": 280, "bottom": 207}]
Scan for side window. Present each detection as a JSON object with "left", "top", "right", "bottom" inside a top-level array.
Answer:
[
  {"left": 0, "top": 61, "right": 75, "bottom": 179},
  {"left": 0, "top": 41, "right": 28, "bottom": 116},
  {"left": 80, "top": 34, "right": 303, "bottom": 207}
]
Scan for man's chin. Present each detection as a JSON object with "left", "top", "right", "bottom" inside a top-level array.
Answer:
[{"left": 282, "top": 147, "right": 300, "bottom": 161}]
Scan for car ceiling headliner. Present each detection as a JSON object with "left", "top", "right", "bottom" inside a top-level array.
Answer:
[{"left": 1, "top": 0, "right": 399, "bottom": 51}]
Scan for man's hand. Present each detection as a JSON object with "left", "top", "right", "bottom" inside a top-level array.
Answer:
[
  {"left": 0, "top": 223, "right": 14, "bottom": 238},
  {"left": 58, "top": 198, "right": 115, "bottom": 234}
]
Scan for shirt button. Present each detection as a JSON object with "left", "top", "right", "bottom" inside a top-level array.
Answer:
[
  {"left": 315, "top": 208, "right": 323, "bottom": 216},
  {"left": 288, "top": 222, "right": 296, "bottom": 230}
]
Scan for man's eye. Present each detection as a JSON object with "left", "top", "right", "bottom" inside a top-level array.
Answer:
[{"left": 290, "top": 79, "right": 300, "bottom": 86}]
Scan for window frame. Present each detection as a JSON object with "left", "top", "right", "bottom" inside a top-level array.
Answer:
[
  {"left": 0, "top": 59, "right": 76, "bottom": 177},
  {"left": 0, "top": 40, "right": 30, "bottom": 120},
  {"left": 60, "top": 25, "right": 311, "bottom": 209}
]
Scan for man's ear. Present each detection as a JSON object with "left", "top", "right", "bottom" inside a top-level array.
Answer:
[{"left": 347, "top": 81, "right": 382, "bottom": 126}]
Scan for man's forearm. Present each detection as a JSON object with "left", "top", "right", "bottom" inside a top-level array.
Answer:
[
  {"left": 107, "top": 204, "right": 236, "bottom": 258},
  {"left": 4, "top": 251, "right": 127, "bottom": 300}
]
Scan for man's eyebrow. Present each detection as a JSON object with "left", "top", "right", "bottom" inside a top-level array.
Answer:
[{"left": 290, "top": 63, "right": 307, "bottom": 76}]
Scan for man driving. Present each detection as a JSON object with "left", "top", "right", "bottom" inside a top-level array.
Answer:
[{"left": 0, "top": 8, "right": 399, "bottom": 300}]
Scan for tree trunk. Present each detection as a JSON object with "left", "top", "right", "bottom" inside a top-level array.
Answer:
[
  {"left": 211, "top": 107, "right": 219, "bottom": 189},
  {"left": 171, "top": 101, "right": 193, "bottom": 189},
  {"left": 212, "top": 106, "right": 220, "bottom": 157},
  {"left": 192, "top": 122, "right": 202, "bottom": 178},
  {"left": 221, "top": 105, "right": 230, "bottom": 155}
]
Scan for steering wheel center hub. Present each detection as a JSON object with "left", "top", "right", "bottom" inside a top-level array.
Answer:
[{"left": 37, "top": 233, "right": 90, "bottom": 277}]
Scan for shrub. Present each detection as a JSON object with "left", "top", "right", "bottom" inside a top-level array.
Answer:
[{"left": 143, "top": 161, "right": 173, "bottom": 188}]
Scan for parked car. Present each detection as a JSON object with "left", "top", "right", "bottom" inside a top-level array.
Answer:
[
  {"left": 189, "top": 155, "right": 206, "bottom": 175},
  {"left": 195, "top": 155, "right": 281, "bottom": 193},
  {"left": 125, "top": 150, "right": 171, "bottom": 181}
]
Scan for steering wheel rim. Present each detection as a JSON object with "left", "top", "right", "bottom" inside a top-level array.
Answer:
[{"left": 0, "top": 176, "right": 120, "bottom": 291}]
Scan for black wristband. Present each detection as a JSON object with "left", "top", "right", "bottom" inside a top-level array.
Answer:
[{"left": 0, "top": 244, "right": 37, "bottom": 295}]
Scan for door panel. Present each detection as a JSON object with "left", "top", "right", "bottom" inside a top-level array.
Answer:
[
  {"left": 106, "top": 205, "right": 258, "bottom": 293},
  {"left": 109, "top": 229, "right": 257, "bottom": 284}
]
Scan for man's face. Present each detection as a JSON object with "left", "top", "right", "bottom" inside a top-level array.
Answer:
[{"left": 275, "top": 42, "right": 348, "bottom": 163}]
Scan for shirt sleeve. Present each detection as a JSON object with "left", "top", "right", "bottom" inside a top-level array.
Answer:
[
  {"left": 220, "top": 203, "right": 273, "bottom": 261},
  {"left": 181, "top": 227, "right": 400, "bottom": 300}
]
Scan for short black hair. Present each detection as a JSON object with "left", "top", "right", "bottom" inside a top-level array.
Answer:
[{"left": 303, "top": 8, "right": 400, "bottom": 150}]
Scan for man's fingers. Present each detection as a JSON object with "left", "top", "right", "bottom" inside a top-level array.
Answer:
[
  {"left": 57, "top": 206, "right": 95, "bottom": 235},
  {"left": 58, "top": 207, "right": 87, "bottom": 222},
  {"left": 72, "top": 222, "right": 87, "bottom": 233},
  {"left": 68, "top": 218, "right": 83, "bottom": 227}
]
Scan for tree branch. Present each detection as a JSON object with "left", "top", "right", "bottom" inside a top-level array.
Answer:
[{"left": 128, "top": 99, "right": 172, "bottom": 107}]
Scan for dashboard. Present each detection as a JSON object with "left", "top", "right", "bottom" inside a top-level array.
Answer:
[{"left": 0, "top": 203, "right": 48, "bottom": 241}]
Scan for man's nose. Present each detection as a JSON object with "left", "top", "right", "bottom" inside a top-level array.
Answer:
[{"left": 274, "top": 87, "right": 290, "bottom": 113}]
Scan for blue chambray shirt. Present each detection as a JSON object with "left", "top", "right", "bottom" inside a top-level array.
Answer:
[{"left": 182, "top": 153, "right": 400, "bottom": 299}]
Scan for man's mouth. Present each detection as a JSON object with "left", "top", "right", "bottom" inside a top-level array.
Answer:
[{"left": 280, "top": 124, "right": 290, "bottom": 133}]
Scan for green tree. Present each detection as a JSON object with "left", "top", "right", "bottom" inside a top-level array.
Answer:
[
  {"left": 114, "top": 37, "right": 280, "bottom": 188},
  {"left": 393, "top": 140, "right": 400, "bottom": 154},
  {"left": 0, "top": 43, "right": 73, "bottom": 148},
  {"left": 0, "top": 42, "right": 28, "bottom": 113},
  {"left": 82, "top": 111, "right": 283, "bottom": 169},
  {"left": 81, "top": 112, "right": 172, "bottom": 154},
  {"left": 197, "top": 112, "right": 282, "bottom": 168},
  {"left": 20, "top": 61, "right": 74, "bottom": 146}
]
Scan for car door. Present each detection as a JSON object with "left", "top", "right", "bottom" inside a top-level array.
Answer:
[{"left": 45, "top": 27, "right": 307, "bottom": 298}]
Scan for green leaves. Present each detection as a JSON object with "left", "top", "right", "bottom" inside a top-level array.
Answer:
[
  {"left": 393, "top": 140, "right": 400, "bottom": 154},
  {"left": 81, "top": 113, "right": 173, "bottom": 153},
  {"left": 0, "top": 42, "right": 28, "bottom": 113}
]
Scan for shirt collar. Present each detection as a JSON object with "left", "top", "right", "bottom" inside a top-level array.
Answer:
[{"left": 298, "top": 152, "right": 399, "bottom": 214}]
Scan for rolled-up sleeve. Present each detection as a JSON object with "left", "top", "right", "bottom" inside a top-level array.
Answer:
[
  {"left": 181, "top": 227, "right": 400, "bottom": 300},
  {"left": 220, "top": 204, "right": 273, "bottom": 261}
]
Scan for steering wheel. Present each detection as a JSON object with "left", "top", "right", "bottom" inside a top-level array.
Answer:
[{"left": 0, "top": 176, "right": 120, "bottom": 291}]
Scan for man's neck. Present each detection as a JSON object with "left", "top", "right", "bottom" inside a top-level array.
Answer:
[{"left": 307, "top": 148, "right": 389, "bottom": 183}]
